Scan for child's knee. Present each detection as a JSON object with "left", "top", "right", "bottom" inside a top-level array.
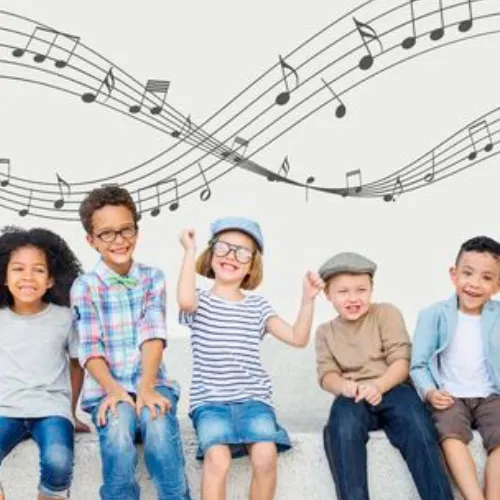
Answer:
[
  {"left": 249, "top": 443, "right": 277, "bottom": 475},
  {"left": 204, "top": 446, "right": 231, "bottom": 477},
  {"left": 39, "top": 443, "right": 73, "bottom": 495}
]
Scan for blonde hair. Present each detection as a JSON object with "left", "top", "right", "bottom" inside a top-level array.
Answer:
[{"left": 196, "top": 243, "right": 264, "bottom": 290}]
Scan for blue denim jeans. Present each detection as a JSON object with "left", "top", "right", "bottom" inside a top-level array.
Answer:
[
  {"left": 91, "top": 385, "right": 190, "bottom": 500},
  {"left": 323, "top": 383, "right": 453, "bottom": 500},
  {"left": 0, "top": 416, "right": 74, "bottom": 498}
]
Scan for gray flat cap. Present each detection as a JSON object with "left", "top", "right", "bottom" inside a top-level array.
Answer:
[{"left": 318, "top": 252, "right": 377, "bottom": 281}]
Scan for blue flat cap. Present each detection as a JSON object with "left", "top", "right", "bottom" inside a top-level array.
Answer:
[
  {"left": 318, "top": 252, "right": 377, "bottom": 281},
  {"left": 210, "top": 217, "right": 264, "bottom": 253}
]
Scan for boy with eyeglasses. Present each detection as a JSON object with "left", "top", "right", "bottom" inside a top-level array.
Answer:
[{"left": 71, "top": 186, "right": 191, "bottom": 500}]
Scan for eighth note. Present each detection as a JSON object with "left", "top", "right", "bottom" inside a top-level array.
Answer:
[
  {"left": 129, "top": 79, "right": 171, "bottom": 115},
  {"left": 321, "top": 78, "right": 346, "bottom": 118},
  {"left": 353, "top": 17, "right": 383, "bottom": 70},
  {"left": 54, "top": 173, "right": 71, "bottom": 209},
  {"left": 82, "top": 68, "right": 115, "bottom": 103},
  {"left": 402, "top": 0, "right": 417, "bottom": 50},
  {"left": 430, "top": 0, "right": 445, "bottom": 41},
  {"left": 383, "top": 176, "right": 404, "bottom": 202},
  {"left": 458, "top": 0, "right": 474, "bottom": 33},
  {"left": 343, "top": 169, "right": 362, "bottom": 197},
  {"left": 0, "top": 158, "right": 11, "bottom": 187},
  {"left": 275, "top": 55, "right": 300, "bottom": 106},
  {"left": 268, "top": 156, "right": 290, "bottom": 182},
  {"left": 171, "top": 115, "right": 192, "bottom": 139},
  {"left": 467, "top": 120, "right": 493, "bottom": 161},
  {"left": 150, "top": 177, "right": 179, "bottom": 217}
]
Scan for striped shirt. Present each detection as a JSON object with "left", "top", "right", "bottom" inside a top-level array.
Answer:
[
  {"left": 70, "top": 259, "right": 170, "bottom": 411},
  {"left": 180, "top": 289, "right": 276, "bottom": 412}
]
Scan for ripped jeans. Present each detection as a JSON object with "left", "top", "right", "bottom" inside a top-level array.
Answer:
[
  {"left": 0, "top": 416, "right": 74, "bottom": 499},
  {"left": 91, "top": 385, "right": 190, "bottom": 500}
]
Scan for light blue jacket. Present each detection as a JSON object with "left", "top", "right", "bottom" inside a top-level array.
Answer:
[{"left": 410, "top": 295, "right": 500, "bottom": 399}]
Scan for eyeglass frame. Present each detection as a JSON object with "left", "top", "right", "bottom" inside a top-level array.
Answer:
[
  {"left": 209, "top": 238, "right": 256, "bottom": 264},
  {"left": 93, "top": 224, "right": 138, "bottom": 243}
]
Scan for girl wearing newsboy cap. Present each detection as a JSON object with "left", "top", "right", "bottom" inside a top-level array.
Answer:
[{"left": 177, "top": 216, "right": 324, "bottom": 500}]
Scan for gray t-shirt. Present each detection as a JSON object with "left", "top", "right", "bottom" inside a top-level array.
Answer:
[{"left": 0, "top": 304, "right": 78, "bottom": 422}]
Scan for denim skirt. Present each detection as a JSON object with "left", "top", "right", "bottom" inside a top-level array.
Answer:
[{"left": 190, "top": 400, "right": 292, "bottom": 459}]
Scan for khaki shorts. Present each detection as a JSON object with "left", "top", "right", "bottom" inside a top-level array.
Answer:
[{"left": 432, "top": 394, "right": 500, "bottom": 453}]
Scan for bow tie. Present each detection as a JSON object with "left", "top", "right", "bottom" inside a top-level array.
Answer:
[{"left": 108, "top": 275, "right": 138, "bottom": 288}]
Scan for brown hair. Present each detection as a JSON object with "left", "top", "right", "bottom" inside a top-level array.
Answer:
[
  {"left": 196, "top": 244, "right": 264, "bottom": 290},
  {"left": 79, "top": 186, "right": 139, "bottom": 234}
]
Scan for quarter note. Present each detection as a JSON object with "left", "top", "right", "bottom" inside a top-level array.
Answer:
[
  {"left": 353, "top": 18, "right": 383, "bottom": 70},
  {"left": 54, "top": 173, "right": 71, "bottom": 209},
  {"left": 383, "top": 176, "right": 403, "bottom": 202},
  {"left": 305, "top": 176, "right": 315, "bottom": 202},
  {"left": 150, "top": 177, "right": 179, "bottom": 216},
  {"left": 401, "top": 0, "right": 417, "bottom": 49},
  {"left": 18, "top": 189, "right": 33, "bottom": 217},
  {"left": 423, "top": 150, "right": 436, "bottom": 182},
  {"left": 82, "top": 68, "right": 115, "bottom": 103},
  {"left": 12, "top": 27, "right": 80, "bottom": 68},
  {"left": 275, "top": 55, "right": 300, "bottom": 106},
  {"left": 198, "top": 163, "right": 211, "bottom": 201},
  {"left": 344, "top": 169, "right": 362, "bottom": 196},
  {"left": 171, "top": 115, "right": 192, "bottom": 138},
  {"left": 129, "top": 79, "right": 171, "bottom": 115},
  {"left": 321, "top": 78, "right": 346, "bottom": 118},
  {"left": 458, "top": 0, "right": 474, "bottom": 33},
  {"left": 430, "top": 0, "right": 445, "bottom": 41},
  {"left": 467, "top": 120, "right": 493, "bottom": 161},
  {"left": 0, "top": 158, "right": 11, "bottom": 187}
]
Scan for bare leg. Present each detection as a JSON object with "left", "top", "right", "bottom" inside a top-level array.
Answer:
[
  {"left": 485, "top": 446, "right": 500, "bottom": 500},
  {"left": 248, "top": 443, "right": 277, "bottom": 500},
  {"left": 38, "top": 496, "right": 64, "bottom": 500},
  {"left": 442, "top": 438, "right": 485, "bottom": 500},
  {"left": 202, "top": 445, "right": 232, "bottom": 500}
]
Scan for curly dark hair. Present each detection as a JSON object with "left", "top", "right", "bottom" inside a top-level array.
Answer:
[
  {"left": 0, "top": 226, "right": 83, "bottom": 307},
  {"left": 455, "top": 236, "right": 500, "bottom": 265},
  {"left": 79, "top": 185, "right": 139, "bottom": 234}
]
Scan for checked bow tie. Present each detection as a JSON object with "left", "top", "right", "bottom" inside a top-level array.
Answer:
[{"left": 108, "top": 275, "right": 138, "bottom": 288}]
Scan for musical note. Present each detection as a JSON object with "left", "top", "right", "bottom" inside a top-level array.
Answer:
[
  {"left": 54, "top": 173, "right": 71, "bottom": 209},
  {"left": 383, "top": 176, "right": 404, "bottom": 202},
  {"left": 12, "top": 27, "right": 80, "bottom": 68},
  {"left": 150, "top": 178, "right": 179, "bottom": 216},
  {"left": 467, "top": 120, "right": 493, "bottom": 161},
  {"left": 423, "top": 150, "right": 436, "bottom": 182},
  {"left": 81, "top": 68, "right": 115, "bottom": 103},
  {"left": 267, "top": 156, "right": 291, "bottom": 182},
  {"left": 402, "top": 0, "right": 417, "bottom": 49},
  {"left": 18, "top": 190, "right": 33, "bottom": 217},
  {"left": 458, "top": 0, "right": 474, "bottom": 33},
  {"left": 0, "top": 158, "right": 11, "bottom": 187},
  {"left": 198, "top": 163, "right": 211, "bottom": 201},
  {"left": 305, "top": 176, "right": 315, "bottom": 202},
  {"left": 321, "top": 78, "right": 346, "bottom": 118},
  {"left": 275, "top": 55, "right": 300, "bottom": 106},
  {"left": 430, "top": 0, "right": 445, "bottom": 41},
  {"left": 344, "top": 169, "right": 362, "bottom": 196},
  {"left": 129, "top": 79, "right": 171, "bottom": 115},
  {"left": 135, "top": 189, "right": 143, "bottom": 221},
  {"left": 171, "top": 115, "right": 192, "bottom": 139},
  {"left": 353, "top": 18, "right": 383, "bottom": 70},
  {"left": 232, "top": 137, "right": 250, "bottom": 163}
]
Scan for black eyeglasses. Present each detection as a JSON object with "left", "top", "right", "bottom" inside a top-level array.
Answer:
[
  {"left": 94, "top": 225, "right": 137, "bottom": 243},
  {"left": 211, "top": 240, "right": 255, "bottom": 264}
]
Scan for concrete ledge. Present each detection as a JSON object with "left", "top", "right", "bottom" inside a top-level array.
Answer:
[{"left": 1, "top": 427, "right": 485, "bottom": 499}]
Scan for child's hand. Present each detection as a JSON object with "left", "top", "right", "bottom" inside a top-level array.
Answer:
[
  {"left": 97, "top": 386, "right": 135, "bottom": 427},
  {"left": 355, "top": 382, "right": 382, "bottom": 406},
  {"left": 426, "top": 389, "right": 454, "bottom": 410},
  {"left": 136, "top": 387, "right": 171, "bottom": 418},
  {"left": 341, "top": 379, "right": 359, "bottom": 398},
  {"left": 302, "top": 271, "right": 325, "bottom": 301},
  {"left": 179, "top": 228, "right": 196, "bottom": 251},
  {"left": 74, "top": 417, "right": 91, "bottom": 433}
]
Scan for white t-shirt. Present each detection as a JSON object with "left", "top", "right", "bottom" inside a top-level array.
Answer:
[
  {"left": 0, "top": 304, "right": 78, "bottom": 421},
  {"left": 439, "top": 311, "right": 495, "bottom": 397}
]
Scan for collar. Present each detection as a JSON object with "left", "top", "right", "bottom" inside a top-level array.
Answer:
[{"left": 94, "top": 258, "right": 141, "bottom": 288}]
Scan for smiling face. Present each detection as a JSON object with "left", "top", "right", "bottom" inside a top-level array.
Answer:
[
  {"left": 6, "top": 245, "right": 53, "bottom": 313},
  {"left": 325, "top": 272, "right": 373, "bottom": 321},
  {"left": 86, "top": 204, "right": 138, "bottom": 275},
  {"left": 211, "top": 230, "right": 255, "bottom": 287},
  {"left": 450, "top": 250, "right": 500, "bottom": 314}
]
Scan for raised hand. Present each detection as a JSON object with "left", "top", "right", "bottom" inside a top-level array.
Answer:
[
  {"left": 179, "top": 227, "right": 196, "bottom": 251},
  {"left": 302, "top": 270, "right": 325, "bottom": 301}
]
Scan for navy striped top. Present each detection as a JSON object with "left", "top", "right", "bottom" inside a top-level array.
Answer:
[{"left": 180, "top": 289, "right": 276, "bottom": 412}]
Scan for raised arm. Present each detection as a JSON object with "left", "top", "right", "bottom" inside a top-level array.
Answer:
[{"left": 177, "top": 228, "right": 198, "bottom": 313}]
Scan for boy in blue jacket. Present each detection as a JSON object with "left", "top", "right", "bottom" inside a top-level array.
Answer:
[{"left": 411, "top": 236, "right": 500, "bottom": 500}]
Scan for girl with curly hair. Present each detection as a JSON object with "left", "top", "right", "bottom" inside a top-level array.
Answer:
[{"left": 0, "top": 226, "right": 90, "bottom": 500}]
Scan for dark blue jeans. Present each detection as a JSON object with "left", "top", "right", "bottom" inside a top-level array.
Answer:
[
  {"left": 323, "top": 383, "right": 453, "bottom": 500},
  {"left": 0, "top": 416, "right": 74, "bottom": 498}
]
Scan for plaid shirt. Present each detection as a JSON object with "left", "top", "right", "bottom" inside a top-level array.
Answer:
[{"left": 71, "top": 259, "right": 170, "bottom": 411}]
